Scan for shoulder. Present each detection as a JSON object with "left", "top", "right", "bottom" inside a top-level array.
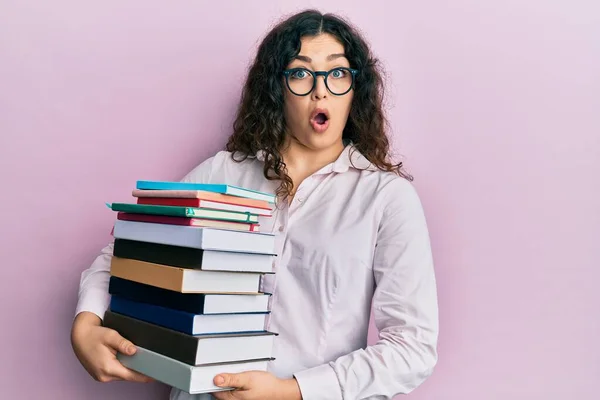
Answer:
[
  {"left": 381, "top": 174, "right": 422, "bottom": 206},
  {"left": 339, "top": 144, "right": 426, "bottom": 218},
  {"left": 366, "top": 173, "right": 433, "bottom": 272},
  {"left": 370, "top": 172, "right": 427, "bottom": 225}
]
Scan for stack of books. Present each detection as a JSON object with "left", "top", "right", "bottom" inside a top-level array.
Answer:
[{"left": 103, "top": 180, "right": 278, "bottom": 395}]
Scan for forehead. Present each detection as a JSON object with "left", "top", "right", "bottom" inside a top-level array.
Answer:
[{"left": 299, "top": 33, "right": 345, "bottom": 57}]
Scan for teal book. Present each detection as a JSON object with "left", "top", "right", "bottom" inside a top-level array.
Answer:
[
  {"left": 136, "top": 180, "right": 276, "bottom": 204},
  {"left": 110, "top": 203, "right": 259, "bottom": 223}
]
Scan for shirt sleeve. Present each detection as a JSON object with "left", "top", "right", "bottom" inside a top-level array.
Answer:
[
  {"left": 73, "top": 153, "right": 219, "bottom": 321},
  {"left": 293, "top": 178, "right": 439, "bottom": 399}
]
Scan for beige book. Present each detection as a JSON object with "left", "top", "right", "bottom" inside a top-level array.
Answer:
[{"left": 110, "top": 257, "right": 262, "bottom": 294}]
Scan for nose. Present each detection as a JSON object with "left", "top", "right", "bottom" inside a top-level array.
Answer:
[{"left": 311, "top": 74, "right": 328, "bottom": 100}]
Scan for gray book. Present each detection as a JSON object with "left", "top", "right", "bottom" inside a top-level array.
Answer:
[{"left": 117, "top": 346, "right": 273, "bottom": 394}]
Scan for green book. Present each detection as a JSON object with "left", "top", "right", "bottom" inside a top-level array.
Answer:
[{"left": 110, "top": 203, "right": 259, "bottom": 223}]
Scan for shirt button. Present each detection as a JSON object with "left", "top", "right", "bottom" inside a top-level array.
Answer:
[{"left": 278, "top": 225, "right": 285, "bottom": 232}]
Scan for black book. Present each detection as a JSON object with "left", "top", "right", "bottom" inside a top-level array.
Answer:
[
  {"left": 104, "top": 310, "right": 276, "bottom": 366},
  {"left": 113, "top": 238, "right": 275, "bottom": 273}
]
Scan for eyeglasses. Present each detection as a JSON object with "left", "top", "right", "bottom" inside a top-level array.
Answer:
[{"left": 283, "top": 67, "right": 358, "bottom": 96}]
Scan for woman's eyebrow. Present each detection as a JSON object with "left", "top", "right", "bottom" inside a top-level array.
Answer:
[
  {"left": 294, "top": 55, "right": 312, "bottom": 62},
  {"left": 294, "top": 53, "right": 347, "bottom": 63},
  {"left": 327, "top": 53, "right": 346, "bottom": 61}
]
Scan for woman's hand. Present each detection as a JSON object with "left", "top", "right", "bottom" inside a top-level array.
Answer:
[
  {"left": 70, "top": 311, "right": 154, "bottom": 383},
  {"left": 212, "top": 371, "right": 301, "bottom": 400}
]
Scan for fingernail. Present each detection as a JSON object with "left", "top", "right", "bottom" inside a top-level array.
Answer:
[
  {"left": 215, "top": 376, "right": 224, "bottom": 386},
  {"left": 127, "top": 346, "right": 135, "bottom": 354}
]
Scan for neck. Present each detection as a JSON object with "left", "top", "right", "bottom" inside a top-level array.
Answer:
[{"left": 280, "top": 136, "right": 346, "bottom": 184}]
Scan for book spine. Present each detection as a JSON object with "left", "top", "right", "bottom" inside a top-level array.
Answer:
[
  {"left": 113, "top": 220, "right": 206, "bottom": 249},
  {"left": 109, "top": 296, "right": 196, "bottom": 335},
  {"left": 104, "top": 311, "right": 198, "bottom": 365},
  {"left": 117, "top": 346, "right": 193, "bottom": 393},
  {"left": 110, "top": 203, "right": 186, "bottom": 217},
  {"left": 110, "top": 257, "right": 184, "bottom": 292},
  {"left": 113, "top": 238, "right": 205, "bottom": 269},
  {"left": 108, "top": 276, "right": 208, "bottom": 314}
]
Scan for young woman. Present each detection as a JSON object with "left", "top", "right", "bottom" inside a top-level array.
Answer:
[{"left": 71, "top": 9, "right": 439, "bottom": 400}]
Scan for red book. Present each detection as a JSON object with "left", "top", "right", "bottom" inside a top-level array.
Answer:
[
  {"left": 116, "top": 212, "right": 260, "bottom": 232},
  {"left": 132, "top": 189, "right": 272, "bottom": 210},
  {"left": 136, "top": 197, "right": 272, "bottom": 217}
]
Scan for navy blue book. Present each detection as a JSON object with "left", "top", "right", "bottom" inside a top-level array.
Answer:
[
  {"left": 108, "top": 276, "right": 270, "bottom": 315},
  {"left": 109, "top": 296, "right": 269, "bottom": 335}
]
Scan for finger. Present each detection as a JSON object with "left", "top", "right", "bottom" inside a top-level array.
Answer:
[
  {"left": 212, "top": 390, "right": 237, "bottom": 400},
  {"left": 214, "top": 372, "right": 248, "bottom": 389},
  {"left": 104, "top": 330, "right": 136, "bottom": 356},
  {"left": 105, "top": 361, "right": 154, "bottom": 383},
  {"left": 119, "top": 367, "right": 155, "bottom": 383}
]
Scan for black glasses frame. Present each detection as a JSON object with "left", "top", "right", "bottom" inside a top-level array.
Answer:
[{"left": 283, "top": 67, "right": 359, "bottom": 96}]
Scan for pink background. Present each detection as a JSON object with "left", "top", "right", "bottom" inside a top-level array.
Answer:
[{"left": 1, "top": 1, "right": 598, "bottom": 399}]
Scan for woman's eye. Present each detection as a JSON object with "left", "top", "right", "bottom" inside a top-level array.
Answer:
[
  {"left": 331, "top": 69, "right": 346, "bottom": 78},
  {"left": 292, "top": 70, "right": 308, "bottom": 79}
]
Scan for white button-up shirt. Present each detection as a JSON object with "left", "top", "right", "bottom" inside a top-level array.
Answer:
[{"left": 75, "top": 143, "right": 439, "bottom": 400}]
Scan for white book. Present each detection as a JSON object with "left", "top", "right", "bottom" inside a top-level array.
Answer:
[
  {"left": 179, "top": 269, "right": 260, "bottom": 293},
  {"left": 201, "top": 250, "right": 275, "bottom": 273},
  {"left": 204, "top": 293, "right": 270, "bottom": 314},
  {"left": 199, "top": 200, "right": 273, "bottom": 216},
  {"left": 190, "top": 333, "right": 275, "bottom": 365},
  {"left": 113, "top": 220, "right": 276, "bottom": 254},
  {"left": 117, "top": 346, "right": 272, "bottom": 394},
  {"left": 188, "top": 313, "right": 268, "bottom": 335}
]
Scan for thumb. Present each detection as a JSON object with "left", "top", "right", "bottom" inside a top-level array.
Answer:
[
  {"left": 105, "top": 330, "right": 136, "bottom": 356},
  {"left": 214, "top": 372, "right": 248, "bottom": 389}
]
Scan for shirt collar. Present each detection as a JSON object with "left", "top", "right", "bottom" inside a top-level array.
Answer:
[
  {"left": 254, "top": 141, "right": 377, "bottom": 175},
  {"left": 325, "top": 142, "right": 378, "bottom": 174}
]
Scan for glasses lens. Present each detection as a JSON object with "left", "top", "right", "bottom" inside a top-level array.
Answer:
[
  {"left": 287, "top": 69, "right": 314, "bottom": 95},
  {"left": 326, "top": 68, "right": 353, "bottom": 95}
]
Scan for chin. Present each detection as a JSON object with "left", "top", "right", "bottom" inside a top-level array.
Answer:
[{"left": 301, "top": 130, "right": 343, "bottom": 150}]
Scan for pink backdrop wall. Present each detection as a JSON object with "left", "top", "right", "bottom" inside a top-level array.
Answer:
[{"left": 1, "top": 1, "right": 598, "bottom": 399}]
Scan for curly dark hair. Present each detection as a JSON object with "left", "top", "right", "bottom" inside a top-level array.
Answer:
[{"left": 225, "top": 9, "right": 413, "bottom": 200}]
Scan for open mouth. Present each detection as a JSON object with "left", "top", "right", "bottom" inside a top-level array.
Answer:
[
  {"left": 314, "top": 113, "right": 328, "bottom": 125},
  {"left": 309, "top": 108, "right": 330, "bottom": 132}
]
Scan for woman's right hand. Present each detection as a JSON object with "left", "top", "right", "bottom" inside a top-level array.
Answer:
[{"left": 71, "top": 311, "right": 154, "bottom": 383}]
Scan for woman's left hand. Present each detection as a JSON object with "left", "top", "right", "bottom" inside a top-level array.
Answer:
[{"left": 212, "top": 371, "right": 302, "bottom": 400}]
